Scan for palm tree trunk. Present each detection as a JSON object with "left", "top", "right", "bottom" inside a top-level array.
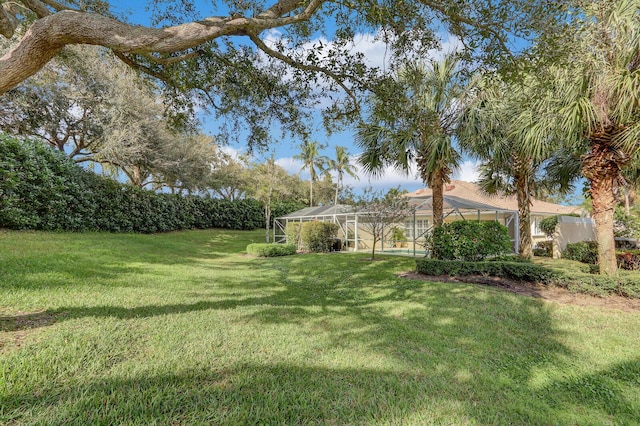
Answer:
[
  {"left": 432, "top": 169, "right": 445, "bottom": 228},
  {"left": 588, "top": 173, "right": 618, "bottom": 275},
  {"left": 515, "top": 171, "right": 533, "bottom": 259},
  {"left": 582, "top": 136, "right": 624, "bottom": 276}
]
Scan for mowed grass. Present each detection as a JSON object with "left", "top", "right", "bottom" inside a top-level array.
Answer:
[{"left": 1, "top": 230, "right": 640, "bottom": 425}]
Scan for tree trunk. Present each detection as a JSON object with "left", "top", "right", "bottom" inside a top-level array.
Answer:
[
  {"left": 265, "top": 203, "right": 271, "bottom": 243},
  {"left": 589, "top": 174, "right": 618, "bottom": 275},
  {"left": 582, "top": 134, "right": 625, "bottom": 276},
  {"left": 514, "top": 169, "right": 533, "bottom": 259},
  {"left": 0, "top": 1, "right": 323, "bottom": 94},
  {"left": 431, "top": 169, "right": 445, "bottom": 228}
]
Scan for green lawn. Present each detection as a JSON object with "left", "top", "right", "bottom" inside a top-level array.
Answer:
[{"left": 1, "top": 229, "right": 639, "bottom": 425}]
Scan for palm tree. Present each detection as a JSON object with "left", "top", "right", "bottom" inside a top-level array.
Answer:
[
  {"left": 327, "top": 146, "right": 359, "bottom": 205},
  {"left": 356, "top": 53, "right": 464, "bottom": 227},
  {"left": 458, "top": 75, "right": 559, "bottom": 259},
  {"left": 514, "top": 0, "right": 640, "bottom": 275},
  {"left": 294, "top": 141, "right": 328, "bottom": 207}
]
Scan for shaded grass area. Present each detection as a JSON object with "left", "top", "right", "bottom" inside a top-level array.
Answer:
[{"left": 1, "top": 230, "right": 640, "bottom": 425}]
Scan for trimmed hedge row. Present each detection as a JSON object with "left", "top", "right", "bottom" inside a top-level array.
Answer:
[
  {"left": 246, "top": 243, "right": 297, "bottom": 257},
  {"left": 416, "top": 258, "right": 556, "bottom": 284},
  {"left": 415, "top": 258, "right": 640, "bottom": 298},
  {"left": 0, "top": 134, "right": 267, "bottom": 232}
]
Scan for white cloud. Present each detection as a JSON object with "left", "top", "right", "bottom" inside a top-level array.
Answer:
[
  {"left": 261, "top": 29, "right": 464, "bottom": 84},
  {"left": 453, "top": 160, "right": 481, "bottom": 183},
  {"left": 275, "top": 156, "right": 304, "bottom": 177},
  {"left": 219, "top": 145, "right": 244, "bottom": 160}
]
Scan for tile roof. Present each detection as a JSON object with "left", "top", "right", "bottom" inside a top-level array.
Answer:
[{"left": 405, "top": 180, "right": 580, "bottom": 215}]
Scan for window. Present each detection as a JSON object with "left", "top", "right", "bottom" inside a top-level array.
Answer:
[
  {"left": 405, "top": 219, "right": 430, "bottom": 240},
  {"left": 531, "top": 216, "right": 544, "bottom": 236}
]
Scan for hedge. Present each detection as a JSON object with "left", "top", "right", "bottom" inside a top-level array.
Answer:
[
  {"left": 246, "top": 243, "right": 297, "bottom": 257},
  {"left": 562, "top": 241, "right": 598, "bottom": 264},
  {"left": 432, "top": 220, "right": 512, "bottom": 261},
  {"left": 0, "top": 134, "right": 265, "bottom": 232},
  {"left": 415, "top": 258, "right": 640, "bottom": 298},
  {"left": 415, "top": 258, "right": 557, "bottom": 284}
]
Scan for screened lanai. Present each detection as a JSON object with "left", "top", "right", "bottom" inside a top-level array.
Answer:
[{"left": 274, "top": 180, "right": 580, "bottom": 256}]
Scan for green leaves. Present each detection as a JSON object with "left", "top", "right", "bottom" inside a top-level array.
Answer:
[
  {"left": 432, "top": 221, "right": 512, "bottom": 261},
  {"left": 0, "top": 134, "right": 266, "bottom": 232}
]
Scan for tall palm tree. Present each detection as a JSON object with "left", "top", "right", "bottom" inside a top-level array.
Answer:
[
  {"left": 458, "top": 75, "right": 559, "bottom": 259},
  {"left": 514, "top": 0, "right": 640, "bottom": 275},
  {"left": 294, "top": 141, "right": 328, "bottom": 207},
  {"left": 356, "top": 53, "right": 465, "bottom": 227},
  {"left": 327, "top": 146, "right": 359, "bottom": 205}
]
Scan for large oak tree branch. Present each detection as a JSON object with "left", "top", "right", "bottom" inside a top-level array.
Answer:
[{"left": 0, "top": 0, "right": 324, "bottom": 94}]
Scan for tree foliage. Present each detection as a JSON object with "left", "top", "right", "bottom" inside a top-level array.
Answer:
[
  {"left": 0, "top": 133, "right": 264, "bottom": 232},
  {"left": 513, "top": 0, "right": 640, "bottom": 275},
  {"left": 357, "top": 54, "right": 466, "bottom": 227},
  {"left": 0, "top": 0, "right": 568, "bottom": 146},
  {"left": 458, "top": 74, "right": 563, "bottom": 259}
]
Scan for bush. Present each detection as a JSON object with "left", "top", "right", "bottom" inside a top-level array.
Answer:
[
  {"left": 539, "top": 216, "right": 559, "bottom": 238},
  {"left": 0, "top": 134, "right": 264, "bottom": 233},
  {"left": 432, "top": 221, "right": 512, "bottom": 261},
  {"left": 416, "top": 257, "right": 640, "bottom": 298},
  {"left": 617, "top": 250, "right": 640, "bottom": 271},
  {"left": 533, "top": 241, "right": 553, "bottom": 257},
  {"left": 415, "top": 258, "right": 557, "bottom": 283},
  {"left": 300, "top": 222, "right": 339, "bottom": 253},
  {"left": 563, "top": 241, "right": 598, "bottom": 264},
  {"left": 285, "top": 222, "right": 303, "bottom": 249},
  {"left": 551, "top": 271, "right": 640, "bottom": 298},
  {"left": 246, "top": 243, "right": 297, "bottom": 257}
]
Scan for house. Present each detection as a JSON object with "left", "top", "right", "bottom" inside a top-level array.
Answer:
[{"left": 274, "top": 180, "right": 581, "bottom": 255}]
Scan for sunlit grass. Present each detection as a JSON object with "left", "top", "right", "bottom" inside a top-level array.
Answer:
[{"left": 1, "top": 229, "right": 639, "bottom": 425}]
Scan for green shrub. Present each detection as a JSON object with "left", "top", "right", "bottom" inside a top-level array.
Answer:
[
  {"left": 416, "top": 257, "right": 640, "bottom": 298},
  {"left": 0, "top": 134, "right": 264, "bottom": 233},
  {"left": 533, "top": 241, "right": 553, "bottom": 257},
  {"left": 285, "top": 222, "right": 303, "bottom": 249},
  {"left": 563, "top": 241, "right": 598, "bottom": 264},
  {"left": 550, "top": 271, "right": 640, "bottom": 298},
  {"left": 539, "top": 216, "right": 559, "bottom": 238},
  {"left": 300, "top": 222, "right": 339, "bottom": 253},
  {"left": 246, "top": 243, "right": 297, "bottom": 257},
  {"left": 432, "top": 221, "right": 512, "bottom": 261},
  {"left": 415, "top": 258, "right": 557, "bottom": 283}
]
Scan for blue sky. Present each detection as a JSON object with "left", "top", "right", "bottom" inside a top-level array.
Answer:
[{"left": 111, "top": 0, "right": 481, "bottom": 193}]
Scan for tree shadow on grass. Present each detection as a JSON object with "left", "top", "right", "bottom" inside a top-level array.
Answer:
[
  {"left": 3, "top": 251, "right": 639, "bottom": 423},
  {"left": 3, "top": 359, "right": 639, "bottom": 424}
]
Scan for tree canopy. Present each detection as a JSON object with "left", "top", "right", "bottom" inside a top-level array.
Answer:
[{"left": 0, "top": 0, "right": 568, "bottom": 146}]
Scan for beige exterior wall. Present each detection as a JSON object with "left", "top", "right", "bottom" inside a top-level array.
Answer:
[{"left": 551, "top": 217, "right": 596, "bottom": 258}]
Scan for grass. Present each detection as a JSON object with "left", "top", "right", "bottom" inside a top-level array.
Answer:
[{"left": 1, "top": 229, "right": 640, "bottom": 425}]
